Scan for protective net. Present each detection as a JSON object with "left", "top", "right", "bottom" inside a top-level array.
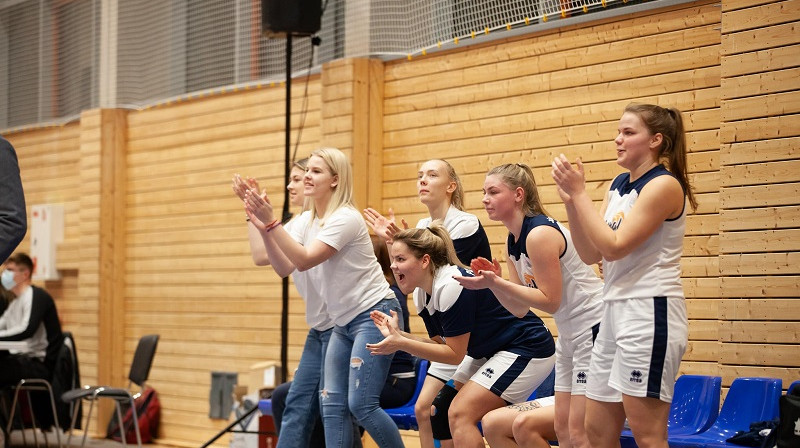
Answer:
[{"left": 1, "top": 0, "right": 663, "bottom": 130}]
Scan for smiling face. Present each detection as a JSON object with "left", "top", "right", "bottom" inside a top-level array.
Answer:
[
  {"left": 286, "top": 166, "right": 306, "bottom": 207},
  {"left": 417, "top": 160, "right": 455, "bottom": 208},
  {"left": 303, "top": 155, "right": 337, "bottom": 201},
  {"left": 482, "top": 174, "right": 520, "bottom": 222},
  {"left": 615, "top": 112, "right": 661, "bottom": 170},
  {"left": 390, "top": 241, "right": 430, "bottom": 295}
]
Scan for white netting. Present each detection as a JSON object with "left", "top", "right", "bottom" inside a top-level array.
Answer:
[
  {"left": 0, "top": 0, "right": 100, "bottom": 128},
  {"left": 1, "top": 0, "right": 659, "bottom": 130}
]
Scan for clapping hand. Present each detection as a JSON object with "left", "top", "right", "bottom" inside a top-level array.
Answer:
[
  {"left": 244, "top": 188, "right": 275, "bottom": 230},
  {"left": 366, "top": 310, "right": 404, "bottom": 356},
  {"left": 363, "top": 208, "right": 408, "bottom": 243}
]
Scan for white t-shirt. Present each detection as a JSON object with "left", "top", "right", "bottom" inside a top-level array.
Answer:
[
  {"left": 290, "top": 206, "right": 394, "bottom": 326},
  {"left": 285, "top": 213, "right": 334, "bottom": 331}
]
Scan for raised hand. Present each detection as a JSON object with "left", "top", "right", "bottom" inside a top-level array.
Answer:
[
  {"left": 551, "top": 154, "right": 587, "bottom": 199},
  {"left": 470, "top": 257, "right": 502, "bottom": 277},
  {"left": 370, "top": 309, "right": 400, "bottom": 337},
  {"left": 453, "top": 269, "right": 499, "bottom": 290},
  {"left": 363, "top": 208, "right": 404, "bottom": 242},
  {"left": 366, "top": 310, "right": 404, "bottom": 356},
  {"left": 232, "top": 174, "right": 249, "bottom": 200},
  {"left": 244, "top": 189, "right": 275, "bottom": 229},
  {"left": 232, "top": 175, "right": 263, "bottom": 200}
]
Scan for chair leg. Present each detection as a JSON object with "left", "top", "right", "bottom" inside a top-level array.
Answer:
[
  {"left": 78, "top": 398, "right": 96, "bottom": 448},
  {"left": 114, "top": 400, "right": 127, "bottom": 448},
  {"left": 5, "top": 381, "right": 64, "bottom": 448},
  {"left": 41, "top": 382, "right": 63, "bottom": 448},
  {"left": 24, "top": 390, "right": 40, "bottom": 448},
  {"left": 127, "top": 396, "right": 142, "bottom": 448}
]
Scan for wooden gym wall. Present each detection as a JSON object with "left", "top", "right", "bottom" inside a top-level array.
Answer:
[{"left": 5, "top": 0, "right": 798, "bottom": 446}]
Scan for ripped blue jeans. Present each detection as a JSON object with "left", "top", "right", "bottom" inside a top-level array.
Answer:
[{"left": 321, "top": 298, "right": 405, "bottom": 448}]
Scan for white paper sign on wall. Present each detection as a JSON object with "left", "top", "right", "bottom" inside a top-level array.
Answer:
[{"left": 30, "top": 204, "right": 64, "bottom": 281}]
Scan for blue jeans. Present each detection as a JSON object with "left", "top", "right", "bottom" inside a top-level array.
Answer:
[
  {"left": 322, "top": 298, "right": 405, "bottom": 448},
  {"left": 276, "top": 328, "right": 331, "bottom": 448}
]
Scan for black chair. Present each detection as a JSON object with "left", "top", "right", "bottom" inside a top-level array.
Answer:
[
  {"left": 3, "top": 331, "right": 80, "bottom": 448},
  {"left": 61, "top": 334, "right": 158, "bottom": 448}
]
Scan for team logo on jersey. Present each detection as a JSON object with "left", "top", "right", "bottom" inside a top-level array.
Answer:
[
  {"left": 630, "top": 370, "right": 643, "bottom": 383},
  {"left": 576, "top": 371, "right": 587, "bottom": 384},
  {"left": 482, "top": 367, "right": 495, "bottom": 379},
  {"left": 607, "top": 211, "right": 625, "bottom": 231},
  {"left": 523, "top": 273, "right": 537, "bottom": 287}
]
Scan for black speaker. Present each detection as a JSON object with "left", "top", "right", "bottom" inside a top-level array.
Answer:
[{"left": 262, "top": 0, "right": 321, "bottom": 37}]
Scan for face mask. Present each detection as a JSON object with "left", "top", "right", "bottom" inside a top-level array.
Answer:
[{"left": 1, "top": 269, "right": 16, "bottom": 290}]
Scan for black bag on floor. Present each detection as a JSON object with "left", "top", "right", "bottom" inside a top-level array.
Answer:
[{"left": 762, "top": 386, "right": 800, "bottom": 448}]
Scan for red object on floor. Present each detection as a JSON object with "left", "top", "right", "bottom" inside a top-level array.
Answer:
[{"left": 258, "top": 415, "right": 277, "bottom": 448}]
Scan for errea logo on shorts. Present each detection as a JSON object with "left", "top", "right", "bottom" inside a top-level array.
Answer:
[
  {"left": 630, "top": 370, "right": 643, "bottom": 383},
  {"left": 576, "top": 371, "right": 587, "bottom": 383},
  {"left": 482, "top": 367, "right": 495, "bottom": 379}
]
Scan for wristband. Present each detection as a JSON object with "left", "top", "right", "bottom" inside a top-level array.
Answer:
[{"left": 266, "top": 221, "right": 282, "bottom": 232}]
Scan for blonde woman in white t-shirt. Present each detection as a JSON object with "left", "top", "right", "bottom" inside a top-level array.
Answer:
[
  {"left": 245, "top": 147, "right": 404, "bottom": 448},
  {"left": 233, "top": 158, "right": 338, "bottom": 447}
]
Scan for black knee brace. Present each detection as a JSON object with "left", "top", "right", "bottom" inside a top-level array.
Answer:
[{"left": 430, "top": 383, "right": 458, "bottom": 440}]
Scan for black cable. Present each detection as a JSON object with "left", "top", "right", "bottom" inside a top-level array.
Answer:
[{"left": 289, "top": 36, "right": 317, "bottom": 167}]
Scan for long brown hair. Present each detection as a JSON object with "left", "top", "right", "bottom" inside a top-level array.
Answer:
[
  {"left": 624, "top": 103, "right": 697, "bottom": 210},
  {"left": 486, "top": 163, "right": 549, "bottom": 217}
]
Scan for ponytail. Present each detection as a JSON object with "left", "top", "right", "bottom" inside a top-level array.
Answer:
[
  {"left": 439, "top": 160, "right": 465, "bottom": 211},
  {"left": 393, "top": 221, "right": 466, "bottom": 272},
  {"left": 624, "top": 103, "right": 697, "bottom": 210}
]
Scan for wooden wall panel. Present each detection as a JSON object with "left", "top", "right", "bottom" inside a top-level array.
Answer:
[{"left": 719, "top": 0, "right": 800, "bottom": 389}]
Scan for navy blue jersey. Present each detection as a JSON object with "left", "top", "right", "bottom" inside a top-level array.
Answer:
[
  {"left": 453, "top": 221, "right": 492, "bottom": 266},
  {"left": 417, "top": 206, "right": 492, "bottom": 266},
  {"left": 389, "top": 284, "right": 416, "bottom": 376},
  {"left": 417, "top": 265, "right": 554, "bottom": 360}
]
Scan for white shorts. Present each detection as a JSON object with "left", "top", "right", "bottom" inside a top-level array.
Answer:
[
  {"left": 426, "top": 361, "right": 458, "bottom": 383},
  {"left": 554, "top": 322, "right": 600, "bottom": 395},
  {"left": 451, "top": 351, "right": 556, "bottom": 404},
  {"left": 586, "top": 297, "right": 687, "bottom": 403}
]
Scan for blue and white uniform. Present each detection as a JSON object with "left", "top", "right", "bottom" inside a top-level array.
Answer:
[
  {"left": 417, "top": 265, "right": 555, "bottom": 404},
  {"left": 507, "top": 214, "right": 603, "bottom": 395},
  {"left": 416, "top": 206, "right": 492, "bottom": 382},
  {"left": 587, "top": 165, "right": 688, "bottom": 403}
]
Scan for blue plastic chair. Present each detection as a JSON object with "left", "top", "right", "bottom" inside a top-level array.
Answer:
[
  {"left": 258, "top": 398, "right": 273, "bottom": 416},
  {"left": 619, "top": 375, "right": 721, "bottom": 448},
  {"left": 668, "top": 377, "right": 782, "bottom": 448},
  {"left": 385, "top": 359, "right": 429, "bottom": 430}
]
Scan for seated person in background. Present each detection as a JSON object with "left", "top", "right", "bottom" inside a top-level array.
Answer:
[
  {"left": 270, "top": 236, "right": 417, "bottom": 447},
  {"left": 0, "top": 252, "right": 63, "bottom": 385}
]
